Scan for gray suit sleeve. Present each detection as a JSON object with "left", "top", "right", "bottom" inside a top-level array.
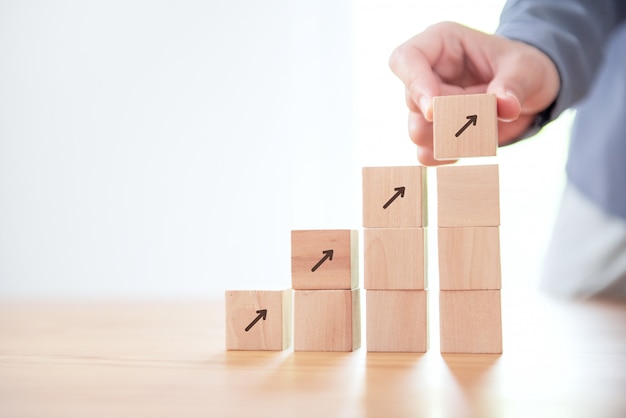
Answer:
[{"left": 496, "top": 0, "right": 625, "bottom": 125}]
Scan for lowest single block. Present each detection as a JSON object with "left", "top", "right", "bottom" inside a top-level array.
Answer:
[
  {"left": 291, "top": 229, "right": 359, "bottom": 290},
  {"left": 437, "top": 164, "right": 500, "bottom": 227},
  {"left": 294, "top": 289, "right": 360, "bottom": 352},
  {"left": 362, "top": 166, "right": 427, "bottom": 228},
  {"left": 438, "top": 226, "right": 501, "bottom": 290},
  {"left": 364, "top": 228, "right": 426, "bottom": 290},
  {"left": 439, "top": 290, "right": 502, "bottom": 354},
  {"left": 225, "top": 290, "right": 292, "bottom": 351},
  {"left": 433, "top": 93, "right": 497, "bottom": 160},
  {"left": 366, "top": 290, "right": 428, "bottom": 353}
]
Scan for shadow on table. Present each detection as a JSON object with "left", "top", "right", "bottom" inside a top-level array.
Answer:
[
  {"left": 441, "top": 353, "right": 500, "bottom": 388},
  {"left": 362, "top": 352, "right": 429, "bottom": 417}
]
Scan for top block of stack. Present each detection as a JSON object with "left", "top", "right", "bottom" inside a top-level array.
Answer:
[
  {"left": 291, "top": 229, "right": 359, "bottom": 290},
  {"left": 433, "top": 93, "right": 497, "bottom": 160},
  {"left": 362, "top": 166, "right": 427, "bottom": 228}
]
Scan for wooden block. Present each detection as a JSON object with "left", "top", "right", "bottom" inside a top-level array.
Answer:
[
  {"left": 364, "top": 228, "right": 426, "bottom": 290},
  {"left": 438, "top": 226, "right": 501, "bottom": 290},
  {"left": 433, "top": 93, "right": 497, "bottom": 160},
  {"left": 366, "top": 290, "right": 428, "bottom": 353},
  {"left": 225, "top": 290, "right": 292, "bottom": 351},
  {"left": 362, "top": 166, "right": 427, "bottom": 228},
  {"left": 439, "top": 290, "right": 502, "bottom": 354},
  {"left": 294, "top": 289, "right": 360, "bottom": 352},
  {"left": 437, "top": 164, "right": 500, "bottom": 227},
  {"left": 291, "top": 230, "right": 359, "bottom": 290}
]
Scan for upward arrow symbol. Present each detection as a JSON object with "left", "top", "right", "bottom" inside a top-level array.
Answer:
[
  {"left": 244, "top": 309, "right": 267, "bottom": 332},
  {"left": 383, "top": 187, "right": 405, "bottom": 209},
  {"left": 311, "top": 249, "right": 334, "bottom": 272},
  {"left": 455, "top": 115, "right": 478, "bottom": 137}
]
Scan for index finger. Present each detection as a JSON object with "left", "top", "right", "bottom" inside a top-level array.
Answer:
[{"left": 389, "top": 31, "right": 444, "bottom": 120}]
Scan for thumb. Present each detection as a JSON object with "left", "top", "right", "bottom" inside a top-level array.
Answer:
[
  {"left": 487, "top": 78, "right": 524, "bottom": 122},
  {"left": 486, "top": 38, "right": 560, "bottom": 122}
]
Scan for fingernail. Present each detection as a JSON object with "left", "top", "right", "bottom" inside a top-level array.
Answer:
[
  {"left": 504, "top": 90, "right": 520, "bottom": 104},
  {"left": 497, "top": 90, "right": 521, "bottom": 122}
]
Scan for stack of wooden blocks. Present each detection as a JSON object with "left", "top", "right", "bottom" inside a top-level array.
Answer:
[
  {"left": 291, "top": 230, "right": 360, "bottom": 351},
  {"left": 361, "top": 93, "right": 502, "bottom": 354},
  {"left": 434, "top": 93, "right": 503, "bottom": 354},
  {"left": 225, "top": 228, "right": 360, "bottom": 352},
  {"left": 225, "top": 93, "right": 502, "bottom": 354},
  {"left": 362, "top": 166, "right": 428, "bottom": 352}
]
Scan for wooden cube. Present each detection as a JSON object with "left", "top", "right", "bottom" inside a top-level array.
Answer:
[
  {"left": 437, "top": 164, "right": 500, "bottom": 227},
  {"left": 438, "top": 226, "right": 501, "bottom": 290},
  {"left": 439, "top": 290, "right": 502, "bottom": 354},
  {"left": 294, "top": 289, "right": 360, "bottom": 352},
  {"left": 433, "top": 93, "right": 497, "bottom": 160},
  {"left": 364, "top": 228, "right": 426, "bottom": 290},
  {"left": 366, "top": 290, "right": 427, "bottom": 352},
  {"left": 362, "top": 166, "right": 427, "bottom": 228},
  {"left": 225, "top": 290, "right": 292, "bottom": 351},
  {"left": 291, "top": 230, "right": 358, "bottom": 290}
]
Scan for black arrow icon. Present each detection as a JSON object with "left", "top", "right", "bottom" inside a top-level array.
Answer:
[
  {"left": 455, "top": 115, "right": 478, "bottom": 137},
  {"left": 382, "top": 187, "right": 405, "bottom": 209},
  {"left": 244, "top": 309, "right": 267, "bottom": 332},
  {"left": 311, "top": 249, "right": 334, "bottom": 272}
]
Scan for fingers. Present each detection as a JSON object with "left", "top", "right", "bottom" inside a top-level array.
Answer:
[
  {"left": 393, "top": 23, "right": 560, "bottom": 162},
  {"left": 404, "top": 88, "right": 420, "bottom": 114},
  {"left": 488, "top": 68, "right": 526, "bottom": 122},
  {"left": 391, "top": 49, "right": 438, "bottom": 119},
  {"left": 495, "top": 91, "right": 523, "bottom": 122},
  {"left": 390, "top": 27, "right": 446, "bottom": 119},
  {"left": 408, "top": 110, "right": 431, "bottom": 148},
  {"left": 497, "top": 115, "right": 536, "bottom": 146},
  {"left": 408, "top": 110, "right": 456, "bottom": 166},
  {"left": 487, "top": 38, "right": 560, "bottom": 120}
]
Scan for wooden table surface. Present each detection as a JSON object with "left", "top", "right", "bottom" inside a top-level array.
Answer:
[{"left": 1, "top": 291, "right": 625, "bottom": 418}]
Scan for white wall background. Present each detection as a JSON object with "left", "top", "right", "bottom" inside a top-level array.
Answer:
[{"left": 0, "top": 0, "right": 570, "bottom": 298}]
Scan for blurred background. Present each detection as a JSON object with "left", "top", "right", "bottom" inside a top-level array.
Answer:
[{"left": 0, "top": 0, "right": 570, "bottom": 298}]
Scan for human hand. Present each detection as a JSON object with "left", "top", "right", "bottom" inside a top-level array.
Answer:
[{"left": 389, "top": 22, "right": 560, "bottom": 165}]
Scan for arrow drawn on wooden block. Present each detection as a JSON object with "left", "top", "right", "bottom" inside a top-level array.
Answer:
[
  {"left": 311, "top": 249, "right": 334, "bottom": 272},
  {"left": 455, "top": 114, "right": 478, "bottom": 137},
  {"left": 245, "top": 309, "right": 267, "bottom": 332},
  {"left": 382, "top": 187, "right": 405, "bottom": 209}
]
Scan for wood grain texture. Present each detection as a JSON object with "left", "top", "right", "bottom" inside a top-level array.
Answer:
[
  {"left": 364, "top": 227, "right": 426, "bottom": 290},
  {"left": 1, "top": 297, "right": 626, "bottom": 417},
  {"left": 439, "top": 290, "right": 502, "bottom": 354},
  {"left": 366, "top": 290, "right": 427, "bottom": 352},
  {"left": 433, "top": 93, "right": 497, "bottom": 160},
  {"left": 294, "top": 289, "right": 360, "bottom": 352},
  {"left": 438, "top": 226, "right": 501, "bottom": 290},
  {"left": 291, "top": 230, "right": 359, "bottom": 290},
  {"left": 225, "top": 290, "right": 292, "bottom": 351},
  {"left": 362, "top": 166, "right": 427, "bottom": 228},
  {"left": 437, "top": 164, "right": 500, "bottom": 227}
]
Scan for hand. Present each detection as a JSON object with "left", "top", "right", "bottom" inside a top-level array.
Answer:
[{"left": 389, "top": 22, "right": 560, "bottom": 165}]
